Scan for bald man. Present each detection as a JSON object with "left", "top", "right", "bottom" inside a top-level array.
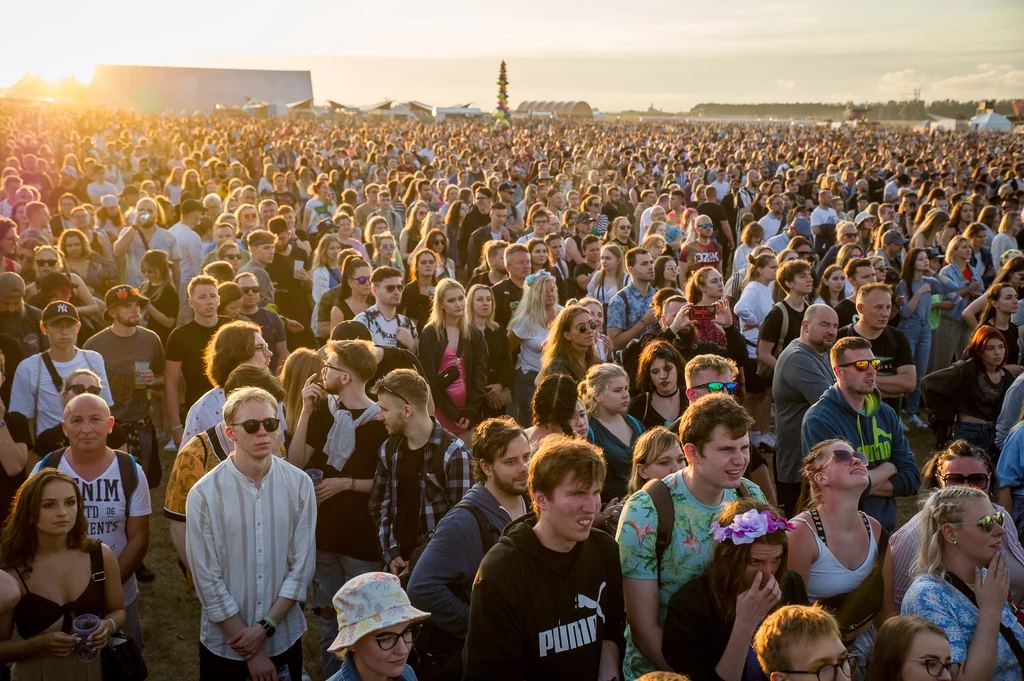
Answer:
[
  {"left": 33, "top": 393, "right": 151, "bottom": 648},
  {"left": 771, "top": 304, "right": 839, "bottom": 516}
]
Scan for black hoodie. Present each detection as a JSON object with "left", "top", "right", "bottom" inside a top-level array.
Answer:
[{"left": 463, "top": 514, "right": 625, "bottom": 681}]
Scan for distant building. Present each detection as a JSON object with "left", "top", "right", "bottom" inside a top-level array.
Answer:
[
  {"left": 516, "top": 101, "right": 594, "bottom": 119},
  {"left": 88, "top": 65, "right": 313, "bottom": 113}
]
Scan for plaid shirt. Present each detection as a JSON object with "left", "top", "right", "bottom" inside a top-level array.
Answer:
[{"left": 369, "top": 418, "right": 473, "bottom": 565}]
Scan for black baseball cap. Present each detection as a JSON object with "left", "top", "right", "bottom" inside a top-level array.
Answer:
[
  {"left": 180, "top": 198, "right": 206, "bottom": 215},
  {"left": 41, "top": 300, "right": 80, "bottom": 324},
  {"left": 498, "top": 181, "right": 515, "bottom": 194}
]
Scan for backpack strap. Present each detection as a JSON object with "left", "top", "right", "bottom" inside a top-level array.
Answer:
[
  {"left": 641, "top": 478, "right": 675, "bottom": 585},
  {"left": 114, "top": 451, "right": 139, "bottom": 517},
  {"left": 454, "top": 502, "right": 494, "bottom": 553},
  {"left": 777, "top": 302, "right": 790, "bottom": 356},
  {"left": 736, "top": 479, "right": 751, "bottom": 499},
  {"left": 40, "top": 351, "right": 63, "bottom": 391},
  {"left": 204, "top": 425, "right": 228, "bottom": 463},
  {"left": 39, "top": 447, "right": 67, "bottom": 470}
]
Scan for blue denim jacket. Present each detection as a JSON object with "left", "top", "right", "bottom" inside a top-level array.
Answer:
[
  {"left": 937, "top": 264, "right": 969, "bottom": 321},
  {"left": 328, "top": 654, "right": 418, "bottom": 681}
]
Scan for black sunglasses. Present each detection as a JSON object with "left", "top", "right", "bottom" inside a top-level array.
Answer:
[
  {"left": 229, "top": 418, "right": 281, "bottom": 434},
  {"left": 240, "top": 286, "right": 261, "bottom": 295},
  {"left": 67, "top": 384, "right": 102, "bottom": 396},
  {"left": 939, "top": 473, "right": 989, "bottom": 488},
  {"left": 35, "top": 259, "right": 58, "bottom": 267},
  {"left": 575, "top": 320, "right": 599, "bottom": 333},
  {"left": 378, "top": 383, "right": 409, "bottom": 405}
]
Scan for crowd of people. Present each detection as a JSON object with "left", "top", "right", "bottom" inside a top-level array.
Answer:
[{"left": 2, "top": 107, "right": 1024, "bottom": 680}]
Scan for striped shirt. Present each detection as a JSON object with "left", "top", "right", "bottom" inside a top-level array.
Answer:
[{"left": 185, "top": 454, "right": 316, "bottom": 659}]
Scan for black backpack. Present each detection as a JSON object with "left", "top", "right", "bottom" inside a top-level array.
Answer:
[{"left": 39, "top": 448, "right": 140, "bottom": 514}]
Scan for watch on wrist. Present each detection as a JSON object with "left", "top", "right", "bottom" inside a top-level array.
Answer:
[{"left": 258, "top": 617, "right": 277, "bottom": 638}]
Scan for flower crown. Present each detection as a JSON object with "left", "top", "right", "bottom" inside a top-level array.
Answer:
[
  {"left": 525, "top": 270, "right": 550, "bottom": 286},
  {"left": 711, "top": 509, "right": 795, "bottom": 545}
]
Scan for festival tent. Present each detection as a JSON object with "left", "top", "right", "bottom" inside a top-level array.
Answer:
[{"left": 970, "top": 112, "right": 1012, "bottom": 132}]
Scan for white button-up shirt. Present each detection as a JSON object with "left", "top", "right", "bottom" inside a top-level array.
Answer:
[{"left": 186, "top": 454, "right": 316, "bottom": 659}]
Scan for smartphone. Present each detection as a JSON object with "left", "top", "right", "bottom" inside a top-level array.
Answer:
[{"left": 687, "top": 305, "right": 717, "bottom": 321}]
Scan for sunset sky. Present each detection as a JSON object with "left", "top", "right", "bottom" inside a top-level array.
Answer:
[{"left": 4, "top": 0, "right": 1022, "bottom": 111}]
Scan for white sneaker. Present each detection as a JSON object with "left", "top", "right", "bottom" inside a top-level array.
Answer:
[
  {"left": 900, "top": 419, "right": 910, "bottom": 433},
  {"left": 906, "top": 415, "right": 929, "bottom": 429}
]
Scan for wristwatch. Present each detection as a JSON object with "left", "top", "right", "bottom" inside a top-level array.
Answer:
[{"left": 258, "top": 617, "right": 277, "bottom": 638}]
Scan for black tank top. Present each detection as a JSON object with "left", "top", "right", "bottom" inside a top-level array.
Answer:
[{"left": 14, "top": 547, "right": 106, "bottom": 639}]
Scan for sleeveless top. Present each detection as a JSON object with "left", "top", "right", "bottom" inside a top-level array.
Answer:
[
  {"left": 794, "top": 510, "right": 878, "bottom": 601},
  {"left": 14, "top": 547, "right": 106, "bottom": 639}
]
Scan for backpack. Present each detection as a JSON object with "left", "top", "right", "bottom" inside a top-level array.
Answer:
[
  {"left": 39, "top": 448, "right": 140, "bottom": 515},
  {"left": 755, "top": 301, "right": 789, "bottom": 381},
  {"left": 643, "top": 476, "right": 750, "bottom": 585}
]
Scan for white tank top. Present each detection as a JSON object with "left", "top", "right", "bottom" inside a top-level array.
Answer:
[{"left": 794, "top": 510, "right": 879, "bottom": 601}]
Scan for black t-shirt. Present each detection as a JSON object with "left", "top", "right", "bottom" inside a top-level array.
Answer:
[
  {"left": 988, "top": 322, "right": 1021, "bottom": 366},
  {"left": 834, "top": 298, "right": 858, "bottom": 328},
  {"left": 0, "top": 332, "right": 24, "bottom": 408},
  {"left": 266, "top": 246, "right": 312, "bottom": 326},
  {"left": 0, "top": 305, "right": 47, "bottom": 359},
  {"left": 696, "top": 202, "right": 730, "bottom": 247},
  {"left": 761, "top": 300, "right": 806, "bottom": 355},
  {"left": 305, "top": 401, "right": 389, "bottom": 560},
  {"left": 836, "top": 323, "right": 914, "bottom": 412},
  {"left": 396, "top": 444, "right": 426, "bottom": 560},
  {"left": 400, "top": 284, "right": 433, "bottom": 331},
  {"left": 165, "top": 317, "right": 229, "bottom": 413},
  {"left": 372, "top": 346, "right": 425, "bottom": 391},
  {"left": 0, "top": 412, "right": 30, "bottom": 527},
  {"left": 573, "top": 262, "right": 596, "bottom": 299},
  {"left": 492, "top": 279, "right": 524, "bottom": 328},
  {"left": 143, "top": 283, "right": 179, "bottom": 348}
]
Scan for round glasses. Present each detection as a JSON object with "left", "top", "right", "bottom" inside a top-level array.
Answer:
[
  {"left": 575, "top": 320, "right": 599, "bottom": 334},
  {"left": 228, "top": 418, "right": 281, "bottom": 434},
  {"left": 907, "top": 658, "right": 961, "bottom": 678}
]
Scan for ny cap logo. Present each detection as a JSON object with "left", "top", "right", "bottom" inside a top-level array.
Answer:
[{"left": 57, "top": 303, "right": 68, "bottom": 314}]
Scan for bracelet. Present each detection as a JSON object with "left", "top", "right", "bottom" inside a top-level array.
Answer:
[
  {"left": 262, "top": 615, "right": 277, "bottom": 629},
  {"left": 171, "top": 424, "right": 184, "bottom": 432},
  {"left": 106, "top": 618, "right": 117, "bottom": 633}
]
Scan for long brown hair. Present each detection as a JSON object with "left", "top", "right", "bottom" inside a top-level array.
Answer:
[
  {"left": 866, "top": 616, "right": 948, "bottom": 681},
  {"left": 709, "top": 499, "right": 790, "bottom": 622},
  {"left": 0, "top": 470, "right": 99, "bottom": 575},
  {"left": 540, "top": 305, "right": 600, "bottom": 381}
]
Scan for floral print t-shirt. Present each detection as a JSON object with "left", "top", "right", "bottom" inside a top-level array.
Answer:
[
  {"left": 615, "top": 471, "right": 765, "bottom": 680},
  {"left": 902, "top": 572, "right": 1024, "bottom": 681}
]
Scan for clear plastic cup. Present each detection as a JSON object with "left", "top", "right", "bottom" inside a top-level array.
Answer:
[
  {"left": 73, "top": 614, "right": 100, "bottom": 663},
  {"left": 134, "top": 361, "right": 150, "bottom": 389},
  {"left": 306, "top": 469, "right": 324, "bottom": 486}
]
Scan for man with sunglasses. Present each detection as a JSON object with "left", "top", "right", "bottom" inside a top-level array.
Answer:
[
  {"left": 34, "top": 392, "right": 152, "bottom": 649},
  {"left": 235, "top": 272, "right": 288, "bottom": 375},
  {"left": 754, "top": 604, "right": 853, "bottom": 681},
  {"left": 802, "top": 336, "right": 920, "bottom": 532},
  {"left": 287, "top": 340, "right": 389, "bottom": 678},
  {"left": 354, "top": 266, "right": 420, "bottom": 352},
  {"left": 772, "top": 304, "right": 838, "bottom": 517},
  {"left": 186, "top": 386, "right": 316, "bottom": 681}
]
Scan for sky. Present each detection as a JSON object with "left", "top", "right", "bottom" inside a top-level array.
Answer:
[{"left": 3, "top": 0, "right": 1023, "bottom": 112}]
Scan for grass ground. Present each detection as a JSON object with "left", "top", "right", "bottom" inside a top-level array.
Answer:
[{"left": 139, "top": 426, "right": 939, "bottom": 680}]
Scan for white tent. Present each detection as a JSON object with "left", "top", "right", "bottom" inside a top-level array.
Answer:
[{"left": 970, "top": 112, "right": 1012, "bottom": 132}]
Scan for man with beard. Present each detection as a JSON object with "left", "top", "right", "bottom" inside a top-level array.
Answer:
[
  {"left": 287, "top": 339, "right": 389, "bottom": 678},
  {"left": 369, "top": 369, "right": 472, "bottom": 578},
  {"left": 407, "top": 417, "right": 530, "bottom": 680},
  {"left": 770, "top": 304, "right": 838, "bottom": 517},
  {"left": 113, "top": 196, "right": 182, "bottom": 288},
  {"left": 84, "top": 285, "right": 165, "bottom": 488}
]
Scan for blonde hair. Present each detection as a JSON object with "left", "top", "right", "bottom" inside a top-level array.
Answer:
[
  {"left": 914, "top": 486, "right": 989, "bottom": 580},
  {"left": 426, "top": 279, "right": 470, "bottom": 338},
  {"left": 509, "top": 272, "right": 560, "bottom": 335},
  {"left": 945, "top": 235, "right": 971, "bottom": 264},
  {"left": 578, "top": 363, "right": 628, "bottom": 416},
  {"left": 593, "top": 243, "right": 627, "bottom": 294},
  {"left": 223, "top": 386, "right": 278, "bottom": 425},
  {"left": 467, "top": 284, "right": 497, "bottom": 331},
  {"left": 279, "top": 349, "right": 322, "bottom": 435},
  {"left": 796, "top": 438, "right": 851, "bottom": 511},
  {"left": 627, "top": 427, "right": 679, "bottom": 495}
]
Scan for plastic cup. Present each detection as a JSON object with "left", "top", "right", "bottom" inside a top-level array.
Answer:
[
  {"left": 73, "top": 614, "right": 100, "bottom": 663},
  {"left": 134, "top": 361, "right": 150, "bottom": 389},
  {"left": 306, "top": 469, "right": 324, "bottom": 486}
]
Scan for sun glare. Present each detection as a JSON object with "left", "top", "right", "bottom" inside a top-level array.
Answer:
[{"left": 27, "top": 60, "right": 95, "bottom": 85}]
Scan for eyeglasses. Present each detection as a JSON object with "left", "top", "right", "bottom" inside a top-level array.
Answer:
[
  {"left": 690, "top": 381, "right": 737, "bottom": 395},
  {"left": 969, "top": 511, "right": 1005, "bottom": 533},
  {"left": 254, "top": 343, "right": 272, "bottom": 355},
  {"left": 35, "top": 259, "right": 58, "bottom": 267},
  {"left": 907, "top": 659, "right": 962, "bottom": 678},
  {"left": 351, "top": 276, "right": 370, "bottom": 285},
  {"left": 575, "top": 320, "right": 599, "bottom": 333},
  {"left": 228, "top": 418, "right": 281, "bottom": 434},
  {"left": 224, "top": 253, "right": 242, "bottom": 260},
  {"left": 374, "top": 623, "right": 422, "bottom": 651},
  {"left": 827, "top": 449, "right": 869, "bottom": 466},
  {"left": 779, "top": 654, "right": 858, "bottom": 681},
  {"left": 939, "top": 473, "right": 990, "bottom": 488},
  {"left": 378, "top": 383, "right": 409, "bottom": 405},
  {"left": 837, "top": 359, "right": 881, "bottom": 371},
  {"left": 321, "top": 362, "right": 347, "bottom": 375},
  {"left": 240, "top": 286, "right": 261, "bottom": 295},
  {"left": 384, "top": 283, "right": 405, "bottom": 293},
  {"left": 67, "top": 384, "right": 102, "bottom": 396}
]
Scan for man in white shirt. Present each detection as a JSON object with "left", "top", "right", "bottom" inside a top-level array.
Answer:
[
  {"left": 87, "top": 164, "right": 118, "bottom": 205},
  {"left": 187, "top": 386, "right": 316, "bottom": 680},
  {"left": 810, "top": 190, "right": 839, "bottom": 258},
  {"left": 0, "top": 175, "right": 21, "bottom": 218},
  {"left": 10, "top": 301, "right": 113, "bottom": 436},
  {"left": 169, "top": 199, "right": 207, "bottom": 286},
  {"left": 34, "top": 392, "right": 151, "bottom": 647}
]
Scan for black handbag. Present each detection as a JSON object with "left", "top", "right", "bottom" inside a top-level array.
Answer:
[{"left": 102, "top": 632, "right": 148, "bottom": 680}]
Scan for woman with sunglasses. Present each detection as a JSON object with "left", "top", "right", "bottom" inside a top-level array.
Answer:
[
  {"left": 922, "top": 325, "right": 1013, "bottom": 453},
  {"left": 311, "top": 234, "right": 343, "bottom": 331},
  {"left": 524, "top": 374, "right": 590, "bottom": 446},
  {"left": 326, "top": 255, "right": 373, "bottom": 341},
  {"left": 26, "top": 245, "right": 100, "bottom": 319},
  {"left": 901, "top": 486, "right": 1024, "bottom": 681},
  {"left": 628, "top": 340, "right": 687, "bottom": 430},
  {"left": 323, "top": 571, "right": 429, "bottom": 681},
  {"left": 537, "top": 304, "right": 601, "bottom": 383},
  {"left": 886, "top": 440, "right": 1024, "bottom": 617},
  {"left": 139, "top": 249, "right": 179, "bottom": 348},
  {"left": 419, "top": 279, "right": 487, "bottom": 436},
  {"left": 372, "top": 232, "right": 402, "bottom": 271},
  {"left": 788, "top": 439, "right": 886, "bottom": 676},
  {"left": 422, "top": 227, "right": 456, "bottom": 281},
  {"left": 400, "top": 248, "right": 438, "bottom": 331},
  {"left": 866, "top": 616, "right": 958, "bottom": 681},
  {"left": 31, "top": 368, "right": 128, "bottom": 457},
  {"left": 579, "top": 296, "right": 616, "bottom": 361},
  {"left": 662, "top": 499, "right": 807, "bottom": 681}
]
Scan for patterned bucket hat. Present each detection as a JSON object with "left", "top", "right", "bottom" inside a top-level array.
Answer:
[{"left": 327, "top": 572, "right": 430, "bottom": 654}]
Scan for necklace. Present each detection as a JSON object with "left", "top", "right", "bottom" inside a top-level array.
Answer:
[{"left": 655, "top": 386, "right": 680, "bottom": 398}]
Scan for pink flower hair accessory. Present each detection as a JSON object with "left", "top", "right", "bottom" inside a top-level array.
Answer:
[{"left": 711, "top": 509, "right": 796, "bottom": 545}]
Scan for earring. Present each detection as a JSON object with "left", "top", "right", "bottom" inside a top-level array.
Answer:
[{"left": 952, "top": 539, "right": 959, "bottom": 545}]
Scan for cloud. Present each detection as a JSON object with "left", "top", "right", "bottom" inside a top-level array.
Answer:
[
  {"left": 928, "top": 64, "right": 1024, "bottom": 99},
  {"left": 776, "top": 79, "right": 795, "bottom": 91},
  {"left": 878, "top": 68, "right": 922, "bottom": 97}
]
